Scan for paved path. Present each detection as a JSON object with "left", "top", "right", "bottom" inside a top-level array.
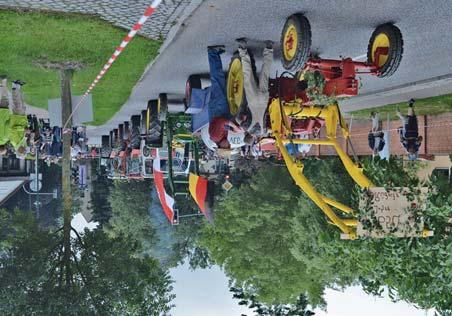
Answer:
[
  {"left": 85, "top": 0, "right": 452, "bottom": 142},
  {"left": 0, "top": 0, "right": 193, "bottom": 40}
]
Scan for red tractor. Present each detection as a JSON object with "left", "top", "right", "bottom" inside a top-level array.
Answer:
[
  {"left": 227, "top": 14, "right": 403, "bottom": 114},
  {"left": 226, "top": 14, "right": 403, "bottom": 159},
  {"left": 280, "top": 14, "right": 403, "bottom": 97}
]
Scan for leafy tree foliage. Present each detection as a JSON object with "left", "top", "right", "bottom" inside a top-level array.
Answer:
[
  {"left": 149, "top": 188, "right": 213, "bottom": 269},
  {"left": 0, "top": 209, "right": 174, "bottom": 315},
  {"left": 105, "top": 180, "right": 155, "bottom": 256},
  {"left": 230, "top": 287, "right": 314, "bottom": 316},
  {"left": 171, "top": 216, "right": 213, "bottom": 269},
  {"left": 201, "top": 164, "right": 316, "bottom": 305},
  {"left": 102, "top": 179, "right": 210, "bottom": 268},
  {"left": 90, "top": 164, "right": 113, "bottom": 226},
  {"left": 201, "top": 157, "right": 451, "bottom": 314}
]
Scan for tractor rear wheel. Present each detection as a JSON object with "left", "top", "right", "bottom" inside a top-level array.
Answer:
[
  {"left": 141, "top": 110, "right": 147, "bottom": 134},
  {"left": 281, "top": 14, "right": 311, "bottom": 71},
  {"left": 109, "top": 130, "right": 114, "bottom": 147},
  {"left": 118, "top": 124, "right": 124, "bottom": 140},
  {"left": 124, "top": 121, "right": 130, "bottom": 139},
  {"left": 101, "top": 135, "right": 111, "bottom": 158},
  {"left": 101, "top": 135, "right": 109, "bottom": 147},
  {"left": 146, "top": 100, "right": 162, "bottom": 145},
  {"left": 185, "top": 75, "right": 202, "bottom": 108},
  {"left": 227, "top": 53, "right": 245, "bottom": 116},
  {"left": 131, "top": 115, "right": 141, "bottom": 128},
  {"left": 367, "top": 23, "right": 403, "bottom": 78},
  {"left": 113, "top": 128, "right": 119, "bottom": 146},
  {"left": 130, "top": 125, "right": 141, "bottom": 150},
  {"left": 158, "top": 93, "right": 168, "bottom": 122}
]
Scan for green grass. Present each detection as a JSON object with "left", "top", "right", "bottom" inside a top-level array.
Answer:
[
  {"left": 350, "top": 94, "right": 452, "bottom": 119},
  {"left": 0, "top": 10, "right": 161, "bottom": 125}
]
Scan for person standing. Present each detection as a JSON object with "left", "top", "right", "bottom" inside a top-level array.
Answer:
[
  {"left": 0, "top": 78, "right": 9, "bottom": 109},
  {"left": 397, "top": 99, "right": 422, "bottom": 160},
  {"left": 237, "top": 38, "right": 273, "bottom": 134},
  {"left": 205, "top": 45, "right": 247, "bottom": 149},
  {"left": 368, "top": 112, "right": 386, "bottom": 155},
  {"left": 9, "top": 80, "right": 28, "bottom": 158},
  {"left": 51, "top": 126, "right": 63, "bottom": 158},
  {"left": 0, "top": 78, "right": 11, "bottom": 155},
  {"left": 206, "top": 45, "right": 230, "bottom": 117},
  {"left": 11, "top": 80, "right": 26, "bottom": 112}
]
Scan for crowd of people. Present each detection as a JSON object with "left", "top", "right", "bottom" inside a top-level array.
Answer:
[
  {"left": 204, "top": 39, "right": 274, "bottom": 157},
  {"left": 0, "top": 77, "right": 96, "bottom": 165},
  {"left": 0, "top": 78, "right": 29, "bottom": 159},
  {"left": 368, "top": 98, "right": 423, "bottom": 161}
]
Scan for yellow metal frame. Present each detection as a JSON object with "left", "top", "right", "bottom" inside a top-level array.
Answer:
[{"left": 269, "top": 98, "right": 375, "bottom": 239}]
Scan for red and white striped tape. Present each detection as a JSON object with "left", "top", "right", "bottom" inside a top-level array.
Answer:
[{"left": 64, "top": 0, "right": 163, "bottom": 129}]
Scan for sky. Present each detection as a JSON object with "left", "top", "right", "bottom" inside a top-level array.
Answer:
[
  {"left": 71, "top": 212, "right": 99, "bottom": 237},
  {"left": 170, "top": 263, "right": 251, "bottom": 316},
  {"left": 170, "top": 263, "right": 434, "bottom": 316}
]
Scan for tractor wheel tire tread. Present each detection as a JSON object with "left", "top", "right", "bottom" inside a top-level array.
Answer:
[
  {"left": 280, "top": 14, "right": 312, "bottom": 71},
  {"left": 367, "top": 23, "right": 403, "bottom": 78}
]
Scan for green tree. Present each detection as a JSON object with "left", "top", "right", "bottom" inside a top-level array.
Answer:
[
  {"left": 230, "top": 287, "right": 315, "bottom": 316},
  {"left": 0, "top": 209, "right": 174, "bottom": 315},
  {"left": 148, "top": 188, "right": 213, "bottom": 269},
  {"left": 90, "top": 163, "right": 113, "bottom": 226},
  {"left": 105, "top": 180, "right": 155, "bottom": 256},
  {"left": 201, "top": 163, "right": 324, "bottom": 305},
  {"left": 171, "top": 216, "right": 213, "bottom": 269},
  {"left": 201, "top": 157, "right": 451, "bottom": 314},
  {"left": 290, "top": 157, "right": 452, "bottom": 314}
]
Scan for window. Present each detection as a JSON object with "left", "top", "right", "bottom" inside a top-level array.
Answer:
[
  {"left": 1, "top": 158, "right": 7, "bottom": 171},
  {"left": 8, "top": 158, "right": 20, "bottom": 171}
]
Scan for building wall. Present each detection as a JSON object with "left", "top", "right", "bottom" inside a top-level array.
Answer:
[{"left": 0, "top": 157, "right": 32, "bottom": 176}]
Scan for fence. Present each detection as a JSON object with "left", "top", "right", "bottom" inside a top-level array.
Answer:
[{"left": 307, "top": 113, "right": 452, "bottom": 157}]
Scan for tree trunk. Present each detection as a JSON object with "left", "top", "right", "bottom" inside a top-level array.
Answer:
[{"left": 61, "top": 68, "right": 73, "bottom": 286}]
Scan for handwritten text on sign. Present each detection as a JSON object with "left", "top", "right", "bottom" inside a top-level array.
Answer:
[{"left": 357, "top": 187, "right": 429, "bottom": 238}]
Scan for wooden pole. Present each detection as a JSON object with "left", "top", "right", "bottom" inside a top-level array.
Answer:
[{"left": 60, "top": 68, "right": 73, "bottom": 286}]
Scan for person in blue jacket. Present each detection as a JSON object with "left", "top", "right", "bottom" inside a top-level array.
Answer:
[{"left": 397, "top": 99, "right": 422, "bottom": 160}]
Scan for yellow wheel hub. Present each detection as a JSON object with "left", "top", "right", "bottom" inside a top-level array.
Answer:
[
  {"left": 371, "top": 33, "right": 390, "bottom": 67},
  {"left": 283, "top": 24, "right": 298, "bottom": 61},
  {"left": 227, "top": 58, "right": 244, "bottom": 115}
]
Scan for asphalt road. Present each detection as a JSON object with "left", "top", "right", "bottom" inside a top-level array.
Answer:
[{"left": 88, "top": 0, "right": 452, "bottom": 140}]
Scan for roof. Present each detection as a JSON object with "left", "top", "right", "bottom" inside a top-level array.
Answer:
[{"left": 0, "top": 178, "right": 26, "bottom": 206}]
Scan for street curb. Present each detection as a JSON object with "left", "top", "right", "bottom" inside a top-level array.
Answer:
[
  {"left": 358, "top": 73, "right": 452, "bottom": 97},
  {"left": 342, "top": 73, "right": 452, "bottom": 112}
]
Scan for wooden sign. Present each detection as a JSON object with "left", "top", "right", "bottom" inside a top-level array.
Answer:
[{"left": 356, "top": 187, "right": 432, "bottom": 238}]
